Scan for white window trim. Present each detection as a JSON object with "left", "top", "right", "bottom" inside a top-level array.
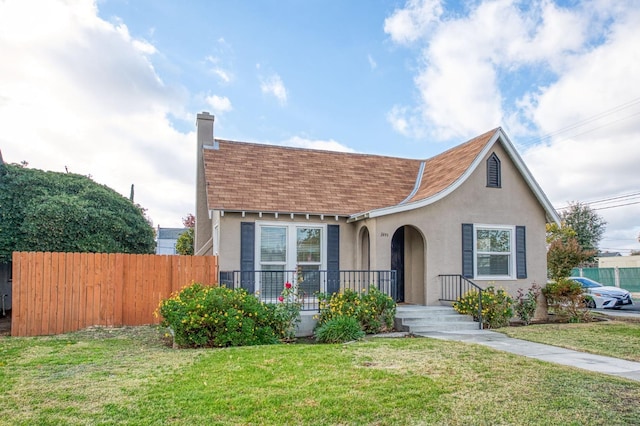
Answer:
[
  {"left": 473, "top": 224, "right": 516, "bottom": 280},
  {"left": 255, "top": 221, "right": 327, "bottom": 293}
]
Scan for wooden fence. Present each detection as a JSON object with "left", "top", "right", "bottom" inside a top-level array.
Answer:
[{"left": 11, "top": 252, "right": 218, "bottom": 337}]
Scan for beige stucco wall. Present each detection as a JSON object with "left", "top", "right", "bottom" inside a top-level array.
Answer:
[{"left": 360, "top": 143, "right": 549, "bottom": 304}]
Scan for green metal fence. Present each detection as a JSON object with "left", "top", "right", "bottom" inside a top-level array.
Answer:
[{"left": 571, "top": 267, "right": 640, "bottom": 292}]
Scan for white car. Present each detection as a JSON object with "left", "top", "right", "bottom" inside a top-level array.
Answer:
[{"left": 569, "top": 277, "right": 634, "bottom": 309}]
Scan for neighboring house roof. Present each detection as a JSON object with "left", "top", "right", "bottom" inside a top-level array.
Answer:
[
  {"left": 157, "top": 227, "right": 188, "bottom": 240},
  {"left": 202, "top": 128, "right": 560, "bottom": 224},
  {"left": 597, "top": 251, "right": 622, "bottom": 257}
]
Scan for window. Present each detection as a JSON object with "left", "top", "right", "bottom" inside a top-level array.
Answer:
[
  {"left": 463, "top": 223, "right": 526, "bottom": 279},
  {"left": 256, "top": 222, "right": 326, "bottom": 296},
  {"left": 475, "top": 226, "right": 513, "bottom": 278},
  {"left": 487, "top": 153, "right": 501, "bottom": 188}
]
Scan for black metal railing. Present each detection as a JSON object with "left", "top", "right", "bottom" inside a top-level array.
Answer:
[
  {"left": 439, "top": 274, "right": 484, "bottom": 329},
  {"left": 220, "top": 270, "right": 397, "bottom": 311}
]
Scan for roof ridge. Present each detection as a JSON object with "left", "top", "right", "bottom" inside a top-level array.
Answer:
[
  {"left": 214, "top": 138, "right": 423, "bottom": 162},
  {"left": 420, "top": 128, "right": 499, "bottom": 162}
]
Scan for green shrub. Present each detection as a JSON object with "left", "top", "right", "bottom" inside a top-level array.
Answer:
[
  {"left": 453, "top": 286, "right": 513, "bottom": 329},
  {"left": 513, "top": 284, "right": 541, "bottom": 325},
  {"left": 358, "top": 287, "right": 397, "bottom": 333},
  {"left": 156, "top": 283, "right": 278, "bottom": 348},
  {"left": 314, "top": 316, "right": 365, "bottom": 343},
  {"left": 543, "top": 278, "right": 592, "bottom": 323},
  {"left": 316, "top": 288, "right": 396, "bottom": 334}
]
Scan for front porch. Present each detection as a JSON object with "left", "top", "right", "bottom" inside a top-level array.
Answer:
[
  {"left": 219, "top": 270, "right": 481, "bottom": 335},
  {"left": 219, "top": 269, "right": 398, "bottom": 311}
]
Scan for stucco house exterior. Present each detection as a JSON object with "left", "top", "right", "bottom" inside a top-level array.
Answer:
[{"left": 194, "top": 112, "right": 560, "bottom": 309}]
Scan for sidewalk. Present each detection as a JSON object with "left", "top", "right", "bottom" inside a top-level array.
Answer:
[{"left": 413, "top": 328, "right": 640, "bottom": 382}]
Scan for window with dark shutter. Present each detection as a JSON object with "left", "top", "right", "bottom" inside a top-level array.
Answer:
[
  {"left": 327, "top": 224, "right": 340, "bottom": 293},
  {"left": 487, "top": 153, "right": 501, "bottom": 188},
  {"left": 462, "top": 223, "right": 474, "bottom": 278},
  {"left": 516, "top": 226, "right": 527, "bottom": 279}
]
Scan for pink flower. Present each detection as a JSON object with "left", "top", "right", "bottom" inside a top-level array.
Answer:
[
  {"left": 285, "top": 282, "right": 292, "bottom": 289},
  {"left": 278, "top": 296, "right": 284, "bottom": 302}
]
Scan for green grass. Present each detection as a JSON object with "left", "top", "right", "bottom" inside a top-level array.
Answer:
[
  {"left": 499, "top": 318, "right": 640, "bottom": 362},
  {"left": 2, "top": 326, "right": 640, "bottom": 425}
]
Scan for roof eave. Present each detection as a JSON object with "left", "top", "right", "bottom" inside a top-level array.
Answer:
[{"left": 212, "top": 208, "right": 350, "bottom": 221}]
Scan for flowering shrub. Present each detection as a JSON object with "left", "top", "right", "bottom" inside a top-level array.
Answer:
[
  {"left": 358, "top": 288, "right": 397, "bottom": 333},
  {"left": 314, "top": 315, "right": 365, "bottom": 343},
  {"left": 543, "top": 278, "right": 591, "bottom": 323},
  {"left": 316, "top": 287, "right": 396, "bottom": 334},
  {"left": 453, "top": 286, "right": 513, "bottom": 329},
  {"left": 272, "top": 279, "right": 302, "bottom": 342},
  {"left": 513, "top": 284, "right": 541, "bottom": 325},
  {"left": 156, "top": 283, "right": 278, "bottom": 348}
]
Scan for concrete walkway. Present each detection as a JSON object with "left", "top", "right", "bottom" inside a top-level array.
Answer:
[{"left": 412, "top": 328, "right": 640, "bottom": 382}]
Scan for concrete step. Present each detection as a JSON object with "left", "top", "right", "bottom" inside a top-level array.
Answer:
[
  {"left": 395, "top": 305, "right": 480, "bottom": 333},
  {"left": 406, "top": 322, "right": 481, "bottom": 333}
]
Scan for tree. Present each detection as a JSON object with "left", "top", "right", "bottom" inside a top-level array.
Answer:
[
  {"left": 560, "top": 202, "right": 606, "bottom": 261},
  {"left": 175, "top": 228, "right": 194, "bottom": 255},
  {"left": 546, "top": 222, "right": 595, "bottom": 281},
  {"left": 182, "top": 213, "right": 195, "bottom": 228},
  {"left": 0, "top": 162, "right": 155, "bottom": 262},
  {"left": 175, "top": 213, "right": 195, "bottom": 255}
]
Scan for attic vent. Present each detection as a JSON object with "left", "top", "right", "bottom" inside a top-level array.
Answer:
[{"left": 486, "top": 152, "right": 501, "bottom": 188}]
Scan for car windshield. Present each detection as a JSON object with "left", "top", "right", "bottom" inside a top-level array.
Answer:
[{"left": 571, "top": 277, "right": 603, "bottom": 289}]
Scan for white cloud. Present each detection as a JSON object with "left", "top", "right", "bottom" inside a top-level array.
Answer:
[
  {"left": 0, "top": 0, "right": 193, "bottom": 228},
  {"left": 384, "top": 0, "right": 443, "bottom": 45},
  {"left": 522, "top": 7, "right": 640, "bottom": 253},
  {"left": 205, "top": 95, "right": 233, "bottom": 113},
  {"left": 260, "top": 74, "right": 288, "bottom": 105},
  {"left": 386, "top": 0, "right": 640, "bottom": 252},
  {"left": 206, "top": 51, "right": 234, "bottom": 84},
  {"left": 368, "top": 54, "right": 377, "bottom": 70},
  {"left": 281, "top": 136, "right": 355, "bottom": 153},
  {"left": 212, "top": 68, "right": 232, "bottom": 84}
]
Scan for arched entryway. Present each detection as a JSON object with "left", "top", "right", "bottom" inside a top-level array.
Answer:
[
  {"left": 391, "top": 225, "right": 425, "bottom": 304},
  {"left": 359, "top": 227, "right": 370, "bottom": 270}
]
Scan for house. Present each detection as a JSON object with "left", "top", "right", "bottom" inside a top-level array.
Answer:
[
  {"left": 194, "top": 112, "right": 560, "bottom": 310},
  {"left": 156, "top": 227, "right": 189, "bottom": 255}
]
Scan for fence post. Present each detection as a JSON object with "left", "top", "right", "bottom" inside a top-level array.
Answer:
[{"left": 614, "top": 266, "right": 620, "bottom": 288}]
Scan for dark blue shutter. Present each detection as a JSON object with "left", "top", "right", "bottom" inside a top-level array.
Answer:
[
  {"left": 462, "top": 223, "right": 474, "bottom": 278},
  {"left": 327, "top": 224, "right": 340, "bottom": 294},
  {"left": 516, "top": 226, "right": 527, "bottom": 279},
  {"left": 240, "top": 222, "right": 255, "bottom": 293}
]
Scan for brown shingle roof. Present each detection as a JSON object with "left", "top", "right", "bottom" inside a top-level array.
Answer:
[
  {"left": 408, "top": 128, "right": 497, "bottom": 203},
  {"left": 203, "top": 129, "right": 499, "bottom": 216}
]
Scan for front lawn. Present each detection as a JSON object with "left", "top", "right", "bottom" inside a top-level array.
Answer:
[
  {"left": 498, "top": 318, "right": 640, "bottom": 362},
  {"left": 1, "top": 326, "right": 640, "bottom": 425}
]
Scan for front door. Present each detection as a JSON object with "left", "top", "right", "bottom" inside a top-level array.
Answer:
[{"left": 391, "top": 227, "right": 405, "bottom": 302}]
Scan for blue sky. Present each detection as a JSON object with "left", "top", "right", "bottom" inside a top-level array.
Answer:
[{"left": 1, "top": 0, "right": 640, "bottom": 253}]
